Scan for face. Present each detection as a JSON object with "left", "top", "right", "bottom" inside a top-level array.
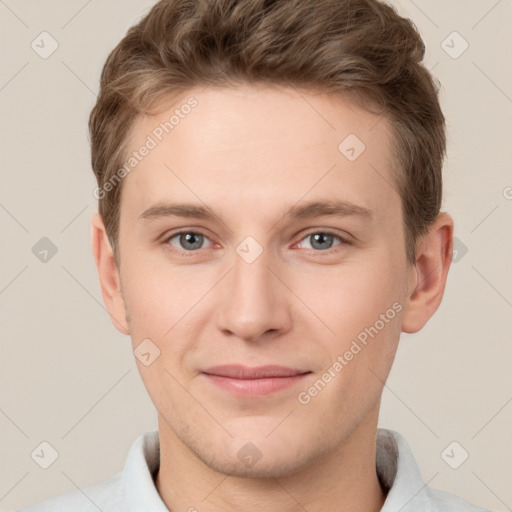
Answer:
[{"left": 99, "top": 84, "right": 420, "bottom": 477}]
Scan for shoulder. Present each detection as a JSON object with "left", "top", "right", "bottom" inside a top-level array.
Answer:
[
  {"left": 377, "top": 429, "right": 494, "bottom": 512},
  {"left": 425, "top": 486, "right": 492, "bottom": 512},
  {"left": 14, "top": 472, "right": 123, "bottom": 512},
  {"left": 14, "top": 430, "right": 162, "bottom": 512}
]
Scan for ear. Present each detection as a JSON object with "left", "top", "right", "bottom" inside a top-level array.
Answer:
[
  {"left": 90, "top": 213, "right": 130, "bottom": 335},
  {"left": 401, "top": 212, "right": 454, "bottom": 333}
]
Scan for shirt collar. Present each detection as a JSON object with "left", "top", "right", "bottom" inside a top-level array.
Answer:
[
  {"left": 377, "top": 428, "right": 434, "bottom": 511},
  {"left": 123, "top": 429, "right": 168, "bottom": 512}
]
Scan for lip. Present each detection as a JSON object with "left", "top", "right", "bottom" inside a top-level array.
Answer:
[{"left": 201, "top": 365, "right": 311, "bottom": 397}]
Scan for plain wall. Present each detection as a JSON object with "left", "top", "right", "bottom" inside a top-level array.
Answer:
[{"left": 1, "top": 1, "right": 511, "bottom": 510}]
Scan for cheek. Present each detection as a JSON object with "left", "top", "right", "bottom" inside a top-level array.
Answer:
[
  {"left": 121, "top": 250, "right": 199, "bottom": 324},
  {"left": 298, "top": 284, "right": 402, "bottom": 424},
  {"left": 291, "top": 250, "right": 404, "bottom": 400},
  {"left": 120, "top": 252, "right": 216, "bottom": 362},
  {"left": 123, "top": 273, "right": 170, "bottom": 336},
  {"left": 292, "top": 252, "right": 403, "bottom": 343}
]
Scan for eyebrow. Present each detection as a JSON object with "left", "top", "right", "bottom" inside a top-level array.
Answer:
[{"left": 138, "top": 199, "right": 373, "bottom": 224}]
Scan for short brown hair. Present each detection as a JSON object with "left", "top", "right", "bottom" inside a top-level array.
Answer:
[{"left": 89, "top": 0, "right": 445, "bottom": 265}]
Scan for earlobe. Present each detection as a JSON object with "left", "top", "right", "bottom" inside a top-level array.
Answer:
[
  {"left": 90, "top": 213, "right": 130, "bottom": 335},
  {"left": 401, "top": 212, "right": 454, "bottom": 334}
]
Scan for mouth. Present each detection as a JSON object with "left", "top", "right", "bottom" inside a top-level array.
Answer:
[{"left": 201, "top": 365, "right": 312, "bottom": 397}]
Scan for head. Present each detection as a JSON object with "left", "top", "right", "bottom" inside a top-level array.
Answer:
[{"left": 90, "top": 0, "right": 453, "bottom": 478}]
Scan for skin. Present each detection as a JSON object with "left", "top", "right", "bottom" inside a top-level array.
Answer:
[{"left": 91, "top": 84, "right": 453, "bottom": 512}]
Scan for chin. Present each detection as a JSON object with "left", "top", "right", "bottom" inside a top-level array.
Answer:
[
  {"left": 218, "top": 433, "right": 326, "bottom": 479},
  {"left": 201, "top": 451, "right": 313, "bottom": 480}
]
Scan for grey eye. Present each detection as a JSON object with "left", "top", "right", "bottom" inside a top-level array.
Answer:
[
  {"left": 300, "top": 232, "right": 342, "bottom": 251},
  {"left": 168, "top": 232, "right": 211, "bottom": 251}
]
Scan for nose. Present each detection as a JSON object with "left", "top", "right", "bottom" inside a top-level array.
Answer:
[{"left": 215, "top": 244, "right": 293, "bottom": 343}]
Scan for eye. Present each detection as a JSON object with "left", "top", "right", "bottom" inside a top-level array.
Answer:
[
  {"left": 165, "top": 231, "right": 212, "bottom": 252},
  {"left": 299, "top": 231, "right": 348, "bottom": 251}
]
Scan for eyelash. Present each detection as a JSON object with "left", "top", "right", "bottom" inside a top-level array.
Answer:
[{"left": 162, "top": 229, "right": 350, "bottom": 257}]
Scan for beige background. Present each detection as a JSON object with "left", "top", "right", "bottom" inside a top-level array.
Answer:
[{"left": 1, "top": 0, "right": 511, "bottom": 510}]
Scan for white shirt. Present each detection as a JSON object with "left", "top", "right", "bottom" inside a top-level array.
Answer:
[{"left": 16, "top": 428, "right": 491, "bottom": 511}]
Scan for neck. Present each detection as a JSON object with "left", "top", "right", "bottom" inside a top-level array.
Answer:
[{"left": 155, "top": 407, "right": 387, "bottom": 512}]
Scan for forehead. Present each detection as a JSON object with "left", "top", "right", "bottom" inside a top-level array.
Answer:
[{"left": 121, "top": 84, "right": 399, "bottom": 225}]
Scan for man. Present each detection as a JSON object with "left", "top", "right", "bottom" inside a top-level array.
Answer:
[{"left": 18, "top": 0, "right": 491, "bottom": 510}]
